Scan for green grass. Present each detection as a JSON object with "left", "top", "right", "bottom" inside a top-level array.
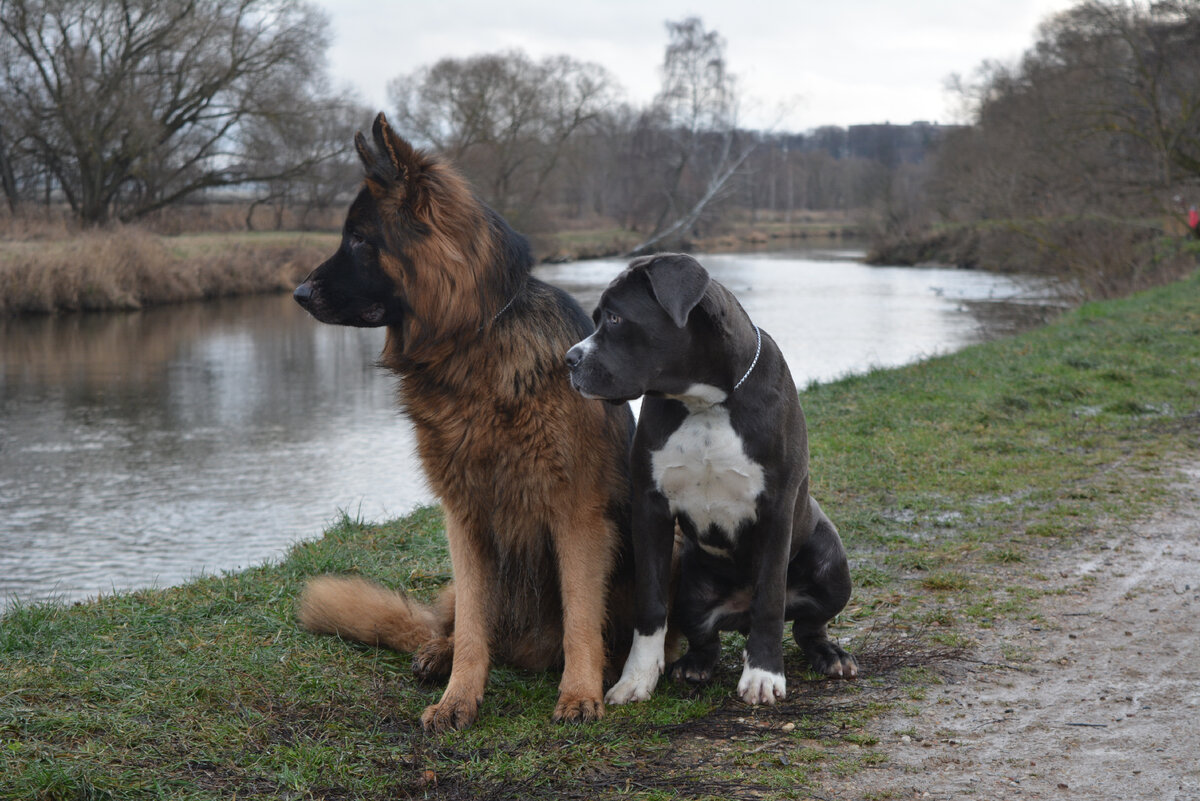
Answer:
[{"left": 3, "top": 269, "right": 1200, "bottom": 798}]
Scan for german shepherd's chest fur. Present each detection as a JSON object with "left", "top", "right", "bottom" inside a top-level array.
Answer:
[
  {"left": 378, "top": 278, "right": 633, "bottom": 656},
  {"left": 391, "top": 279, "right": 617, "bottom": 547}
]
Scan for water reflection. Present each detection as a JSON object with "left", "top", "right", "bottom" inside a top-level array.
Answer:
[
  {"left": 1, "top": 295, "right": 420, "bottom": 606},
  {"left": 0, "top": 250, "right": 1057, "bottom": 608}
]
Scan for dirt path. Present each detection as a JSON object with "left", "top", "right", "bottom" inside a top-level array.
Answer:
[{"left": 842, "top": 464, "right": 1200, "bottom": 801}]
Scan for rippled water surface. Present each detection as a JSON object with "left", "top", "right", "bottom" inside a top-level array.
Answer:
[{"left": 0, "top": 249, "right": 1055, "bottom": 607}]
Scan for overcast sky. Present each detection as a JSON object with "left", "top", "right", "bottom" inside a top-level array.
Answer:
[{"left": 314, "top": 0, "right": 1081, "bottom": 130}]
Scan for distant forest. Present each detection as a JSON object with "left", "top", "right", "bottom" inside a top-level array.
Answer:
[{"left": 2, "top": 1, "right": 1198, "bottom": 293}]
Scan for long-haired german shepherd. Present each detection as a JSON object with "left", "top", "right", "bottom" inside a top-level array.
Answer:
[{"left": 293, "top": 113, "right": 635, "bottom": 732}]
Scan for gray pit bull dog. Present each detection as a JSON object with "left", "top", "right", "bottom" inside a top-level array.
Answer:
[{"left": 565, "top": 253, "right": 857, "bottom": 705}]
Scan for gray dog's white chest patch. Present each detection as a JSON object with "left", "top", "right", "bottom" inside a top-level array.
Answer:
[{"left": 651, "top": 385, "right": 766, "bottom": 542}]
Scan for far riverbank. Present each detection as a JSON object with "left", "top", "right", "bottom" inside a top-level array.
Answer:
[
  {"left": 865, "top": 217, "right": 1200, "bottom": 300},
  {"left": 0, "top": 229, "right": 334, "bottom": 316},
  {"left": 0, "top": 215, "right": 862, "bottom": 317}
]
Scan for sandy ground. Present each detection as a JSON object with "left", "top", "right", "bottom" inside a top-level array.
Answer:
[{"left": 842, "top": 464, "right": 1200, "bottom": 801}]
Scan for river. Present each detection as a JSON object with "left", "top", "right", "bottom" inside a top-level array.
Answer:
[{"left": 0, "top": 248, "right": 1057, "bottom": 608}]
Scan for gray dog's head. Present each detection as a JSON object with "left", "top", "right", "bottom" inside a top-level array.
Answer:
[{"left": 565, "top": 253, "right": 713, "bottom": 402}]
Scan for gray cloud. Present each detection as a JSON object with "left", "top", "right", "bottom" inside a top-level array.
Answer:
[{"left": 317, "top": 0, "right": 1078, "bottom": 128}]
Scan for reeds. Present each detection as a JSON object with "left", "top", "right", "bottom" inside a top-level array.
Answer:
[{"left": 0, "top": 227, "right": 334, "bottom": 315}]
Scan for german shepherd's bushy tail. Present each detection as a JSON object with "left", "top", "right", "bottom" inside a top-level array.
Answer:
[{"left": 298, "top": 576, "right": 454, "bottom": 652}]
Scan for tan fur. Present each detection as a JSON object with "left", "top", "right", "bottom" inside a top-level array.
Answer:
[
  {"left": 297, "top": 114, "right": 634, "bottom": 732},
  {"left": 298, "top": 576, "right": 449, "bottom": 652}
]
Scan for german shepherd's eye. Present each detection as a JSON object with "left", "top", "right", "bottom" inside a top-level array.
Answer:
[{"left": 346, "top": 233, "right": 367, "bottom": 252}]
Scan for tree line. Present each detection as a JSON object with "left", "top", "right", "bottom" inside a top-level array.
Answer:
[
  {"left": 879, "top": 0, "right": 1200, "bottom": 296},
  {"left": 1, "top": 3, "right": 941, "bottom": 246},
  {"left": 385, "top": 18, "right": 947, "bottom": 250},
  {"left": 6, "top": 0, "right": 1192, "bottom": 291}
]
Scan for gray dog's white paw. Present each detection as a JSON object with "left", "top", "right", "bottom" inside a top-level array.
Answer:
[{"left": 737, "top": 660, "right": 786, "bottom": 705}]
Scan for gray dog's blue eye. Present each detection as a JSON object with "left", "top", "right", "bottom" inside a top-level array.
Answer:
[{"left": 607, "top": 312, "right": 622, "bottom": 326}]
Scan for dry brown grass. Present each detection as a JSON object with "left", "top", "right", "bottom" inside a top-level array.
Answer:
[
  {"left": 0, "top": 226, "right": 336, "bottom": 315},
  {"left": 0, "top": 201, "right": 347, "bottom": 238},
  {"left": 140, "top": 202, "right": 348, "bottom": 235}
]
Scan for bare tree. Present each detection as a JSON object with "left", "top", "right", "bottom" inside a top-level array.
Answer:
[
  {"left": 0, "top": 26, "right": 33, "bottom": 212},
  {"left": 388, "top": 51, "right": 618, "bottom": 228},
  {"left": 932, "top": 0, "right": 1200, "bottom": 222},
  {"left": 629, "top": 17, "right": 756, "bottom": 255},
  {"left": 0, "top": 0, "right": 337, "bottom": 224},
  {"left": 1044, "top": 1, "right": 1200, "bottom": 200},
  {"left": 897, "top": 1, "right": 1200, "bottom": 293},
  {"left": 0, "top": 120, "right": 19, "bottom": 212},
  {"left": 240, "top": 94, "right": 372, "bottom": 230}
]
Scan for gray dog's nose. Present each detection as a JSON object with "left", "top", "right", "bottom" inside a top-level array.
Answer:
[
  {"left": 293, "top": 282, "right": 313, "bottom": 305},
  {"left": 565, "top": 345, "right": 583, "bottom": 369}
]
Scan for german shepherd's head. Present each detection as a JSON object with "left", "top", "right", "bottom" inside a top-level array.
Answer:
[{"left": 294, "top": 113, "right": 531, "bottom": 365}]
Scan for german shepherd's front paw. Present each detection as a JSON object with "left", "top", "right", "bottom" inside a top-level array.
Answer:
[
  {"left": 412, "top": 636, "right": 454, "bottom": 683},
  {"left": 421, "top": 693, "right": 480, "bottom": 733},
  {"left": 552, "top": 692, "right": 604, "bottom": 724}
]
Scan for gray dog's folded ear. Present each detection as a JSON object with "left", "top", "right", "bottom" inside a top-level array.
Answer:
[{"left": 641, "top": 253, "right": 711, "bottom": 328}]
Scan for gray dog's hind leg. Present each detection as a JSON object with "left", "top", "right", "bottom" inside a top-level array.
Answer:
[
  {"left": 792, "top": 619, "right": 857, "bottom": 679},
  {"left": 668, "top": 632, "right": 721, "bottom": 684},
  {"left": 666, "top": 568, "right": 728, "bottom": 684},
  {"left": 787, "top": 509, "right": 858, "bottom": 679}
]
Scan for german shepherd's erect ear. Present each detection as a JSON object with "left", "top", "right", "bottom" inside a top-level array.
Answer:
[{"left": 354, "top": 113, "right": 429, "bottom": 199}]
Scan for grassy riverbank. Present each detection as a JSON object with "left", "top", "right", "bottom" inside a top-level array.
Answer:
[
  {"left": 2, "top": 269, "right": 1198, "bottom": 799},
  {"left": 534, "top": 211, "right": 862, "bottom": 262}
]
